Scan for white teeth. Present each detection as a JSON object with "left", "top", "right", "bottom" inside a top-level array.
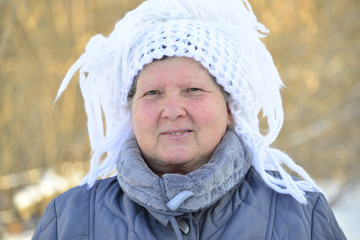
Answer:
[{"left": 169, "top": 131, "right": 186, "bottom": 135}]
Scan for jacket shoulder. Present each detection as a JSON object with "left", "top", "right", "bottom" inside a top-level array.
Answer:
[
  {"left": 32, "top": 177, "right": 120, "bottom": 240},
  {"left": 310, "top": 192, "right": 346, "bottom": 239},
  {"left": 246, "top": 169, "right": 346, "bottom": 240}
]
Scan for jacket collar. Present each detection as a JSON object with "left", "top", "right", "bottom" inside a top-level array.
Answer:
[{"left": 116, "top": 129, "right": 251, "bottom": 212}]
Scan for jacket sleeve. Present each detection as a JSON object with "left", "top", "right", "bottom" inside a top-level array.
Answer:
[
  {"left": 32, "top": 199, "right": 58, "bottom": 240},
  {"left": 311, "top": 193, "right": 347, "bottom": 239}
]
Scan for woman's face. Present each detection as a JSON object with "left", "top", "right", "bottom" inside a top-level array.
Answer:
[{"left": 131, "top": 57, "right": 232, "bottom": 175}]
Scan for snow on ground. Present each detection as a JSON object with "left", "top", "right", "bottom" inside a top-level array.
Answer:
[
  {"left": 319, "top": 178, "right": 360, "bottom": 240},
  {"left": 2, "top": 230, "right": 33, "bottom": 240},
  {"left": 332, "top": 188, "right": 360, "bottom": 240}
]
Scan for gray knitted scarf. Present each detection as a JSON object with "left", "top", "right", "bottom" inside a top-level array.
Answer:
[{"left": 116, "top": 129, "right": 251, "bottom": 212}]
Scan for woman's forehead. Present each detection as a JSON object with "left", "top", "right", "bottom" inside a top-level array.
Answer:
[{"left": 136, "top": 57, "right": 214, "bottom": 86}]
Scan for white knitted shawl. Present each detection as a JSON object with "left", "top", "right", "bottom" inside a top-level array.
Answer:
[{"left": 55, "top": 0, "right": 319, "bottom": 204}]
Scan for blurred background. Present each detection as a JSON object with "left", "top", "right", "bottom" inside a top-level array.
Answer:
[{"left": 0, "top": 0, "right": 359, "bottom": 239}]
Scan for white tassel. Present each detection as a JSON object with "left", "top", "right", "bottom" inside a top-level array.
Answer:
[
  {"left": 81, "top": 113, "right": 132, "bottom": 186},
  {"left": 53, "top": 54, "right": 86, "bottom": 105}
]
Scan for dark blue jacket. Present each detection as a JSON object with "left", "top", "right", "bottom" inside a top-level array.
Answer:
[
  {"left": 33, "top": 131, "right": 346, "bottom": 239},
  {"left": 32, "top": 168, "right": 346, "bottom": 239}
]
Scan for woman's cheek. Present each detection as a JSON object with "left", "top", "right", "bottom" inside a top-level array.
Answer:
[
  {"left": 135, "top": 101, "right": 158, "bottom": 126},
  {"left": 190, "top": 99, "right": 221, "bottom": 124}
]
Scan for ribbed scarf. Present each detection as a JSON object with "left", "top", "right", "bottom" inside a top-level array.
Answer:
[{"left": 116, "top": 129, "right": 251, "bottom": 212}]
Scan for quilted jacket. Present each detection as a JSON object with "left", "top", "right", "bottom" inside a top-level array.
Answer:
[{"left": 33, "top": 130, "right": 346, "bottom": 239}]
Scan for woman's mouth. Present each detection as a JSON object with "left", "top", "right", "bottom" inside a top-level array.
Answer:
[{"left": 163, "top": 130, "right": 192, "bottom": 136}]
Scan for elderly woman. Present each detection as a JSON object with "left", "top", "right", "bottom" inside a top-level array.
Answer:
[{"left": 33, "top": 0, "right": 345, "bottom": 239}]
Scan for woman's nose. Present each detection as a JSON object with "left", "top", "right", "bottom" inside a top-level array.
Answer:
[{"left": 160, "top": 94, "right": 187, "bottom": 120}]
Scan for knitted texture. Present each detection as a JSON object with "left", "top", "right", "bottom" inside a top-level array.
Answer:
[{"left": 55, "top": 0, "right": 320, "bottom": 203}]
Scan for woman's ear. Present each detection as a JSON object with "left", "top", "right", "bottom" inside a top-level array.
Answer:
[{"left": 226, "top": 103, "right": 233, "bottom": 126}]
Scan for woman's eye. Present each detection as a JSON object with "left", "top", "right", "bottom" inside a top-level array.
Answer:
[
  {"left": 184, "top": 87, "right": 203, "bottom": 97},
  {"left": 189, "top": 88, "right": 201, "bottom": 92},
  {"left": 185, "top": 88, "right": 202, "bottom": 93},
  {"left": 146, "top": 90, "right": 160, "bottom": 96}
]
